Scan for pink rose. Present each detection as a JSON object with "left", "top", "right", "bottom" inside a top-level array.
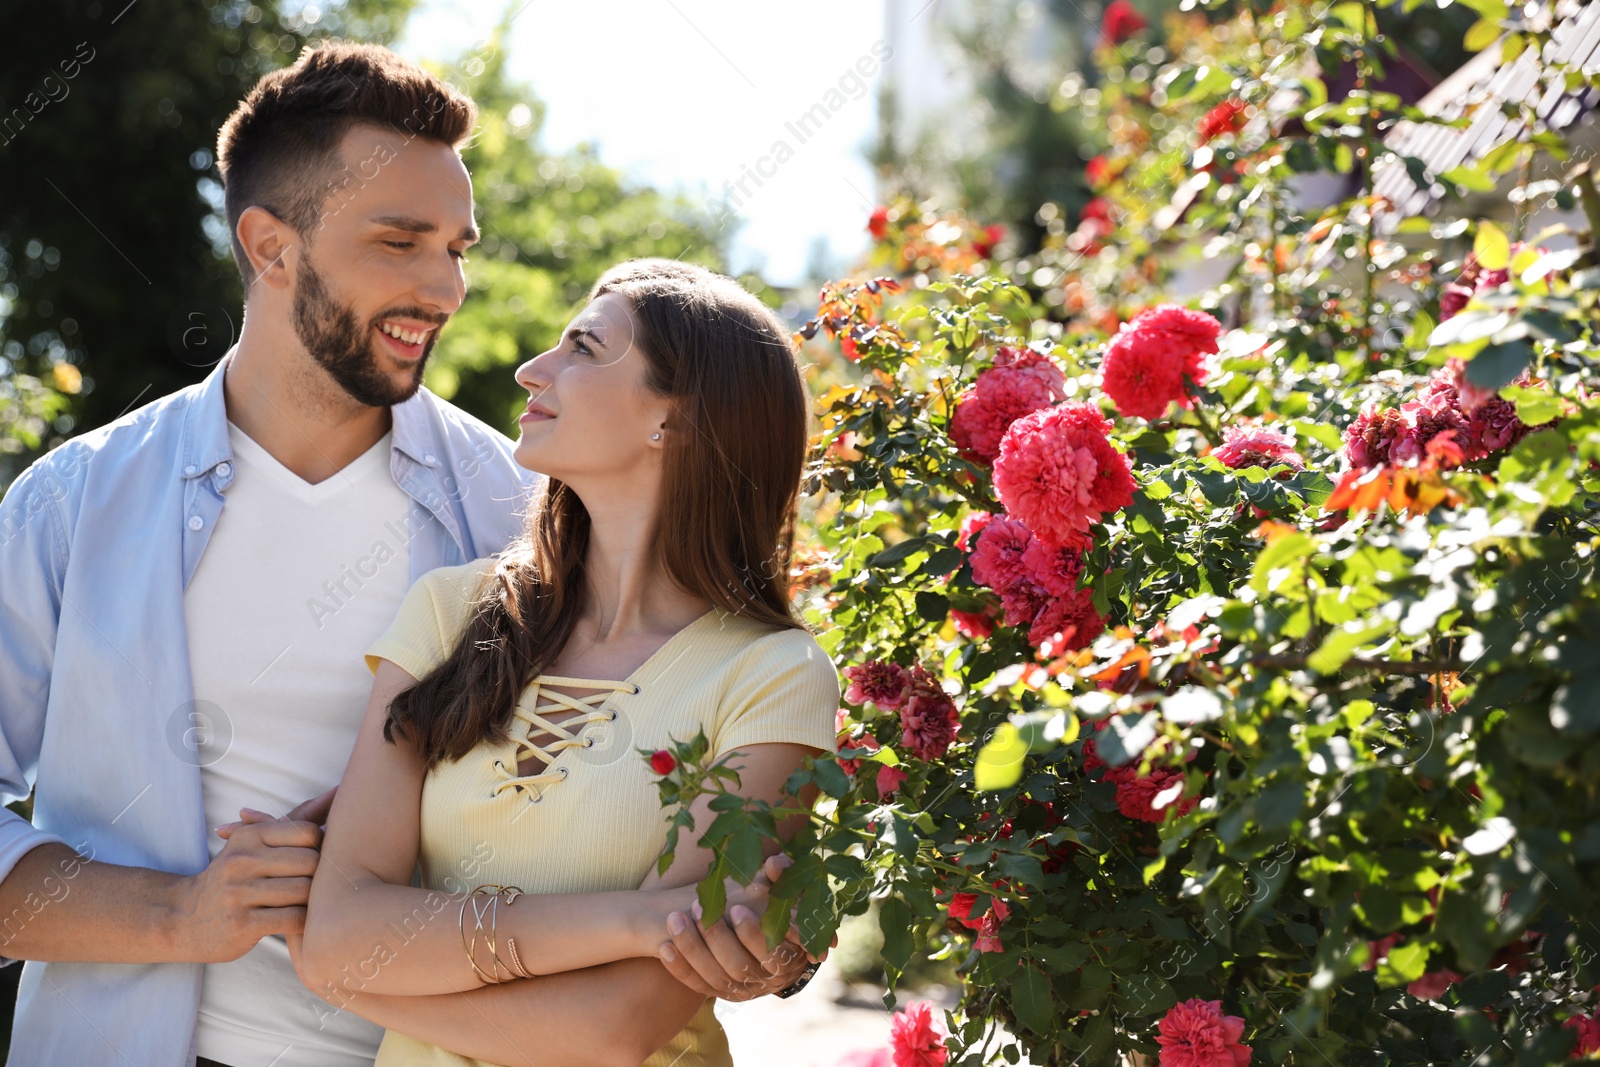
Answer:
[
  {"left": 993, "top": 403, "right": 1136, "bottom": 549},
  {"left": 899, "top": 665, "right": 960, "bottom": 762},
  {"left": 889, "top": 1001, "right": 948, "bottom": 1067},
  {"left": 843, "top": 661, "right": 913, "bottom": 710},
  {"left": 1101, "top": 305, "right": 1220, "bottom": 421},
  {"left": 1564, "top": 1013, "right": 1600, "bottom": 1058},
  {"left": 1155, "top": 998, "right": 1251, "bottom": 1067},
  {"left": 1214, "top": 425, "right": 1305, "bottom": 471},
  {"left": 876, "top": 763, "right": 909, "bottom": 797},
  {"left": 949, "top": 347, "right": 1067, "bottom": 464}
]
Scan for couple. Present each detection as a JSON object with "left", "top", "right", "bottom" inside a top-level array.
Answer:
[{"left": 0, "top": 40, "right": 837, "bottom": 1067}]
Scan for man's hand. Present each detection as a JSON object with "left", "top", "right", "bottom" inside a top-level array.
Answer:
[
  {"left": 177, "top": 787, "right": 335, "bottom": 963},
  {"left": 656, "top": 854, "right": 835, "bottom": 1001}
]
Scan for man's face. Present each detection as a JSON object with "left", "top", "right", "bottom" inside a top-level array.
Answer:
[{"left": 289, "top": 123, "right": 478, "bottom": 407}]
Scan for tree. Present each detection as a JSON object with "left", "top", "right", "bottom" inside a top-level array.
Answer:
[{"left": 0, "top": 0, "right": 415, "bottom": 480}]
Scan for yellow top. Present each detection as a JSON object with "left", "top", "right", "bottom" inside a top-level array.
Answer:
[{"left": 362, "top": 557, "right": 841, "bottom": 1067}]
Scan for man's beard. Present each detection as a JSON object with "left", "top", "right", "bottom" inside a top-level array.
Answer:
[{"left": 291, "top": 252, "right": 438, "bottom": 408}]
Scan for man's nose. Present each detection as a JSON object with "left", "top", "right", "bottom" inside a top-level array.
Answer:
[{"left": 415, "top": 253, "right": 467, "bottom": 317}]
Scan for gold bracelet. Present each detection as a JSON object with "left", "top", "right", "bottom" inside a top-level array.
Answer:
[
  {"left": 461, "top": 888, "right": 498, "bottom": 984},
  {"left": 460, "top": 884, "right": 527, "bottom": 984}
]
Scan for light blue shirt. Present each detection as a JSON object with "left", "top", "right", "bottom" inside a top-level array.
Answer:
[{"left": 0, "top": 351, "right": 538, "bottom": 1066}]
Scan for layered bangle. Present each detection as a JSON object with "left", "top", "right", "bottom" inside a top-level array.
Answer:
[{"left": 459, "top": 883, "right": 533, "bottom": 983}]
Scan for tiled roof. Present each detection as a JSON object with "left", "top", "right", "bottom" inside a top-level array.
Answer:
[{"left": 1374, "top": 0, "right": 1600, "bottom": 219}]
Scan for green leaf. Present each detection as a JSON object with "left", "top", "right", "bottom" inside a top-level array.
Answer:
[
  {"left": 1463, "top": 16, "right": 1501, "bottom": 51},
  {"left": 1034, "top": 942, "right": 1091, "bottom": 972},
  {"left": 1011, "top": 963, "right": 1055, "bottom": 1036},
  {"left": 1510, "top": 390, "right": 1561, "bottom": 426},
  {"left": 880, "top": 896, "right": 915, "bottom": 976},
  {"left": 1551, "top": 675, "right": 1600, "bottom": 734},
  {"left": 1249, "top": 532, "right": 1314, "bottom": 594},
  {"left": 1456, "top": 0, "right": 1509, "bottom": 19},
  {"left": 1463, "top": 338, "right": 1531, "bottom": 391},
  {"left": 915, "top": 590, "right": 950, "bottom": 622},
  {"left": 1308, "top": 618, "right": 1394, "bottom": 674},
  {"left": 1441, "top": 163, "right": 1496, "bottom": 192},
  {"left": 810, "top": 757, "right": 852, "bottom": 799},
  {"left": 974, "top": 723, "right": 1029, "bottom": 791},
  {"left": 1379, "top": 941, "right": 1430, "bottom": 985},
  {"left": 867, "top": 537, "right": 926, "bottom": 568},
  {"left": 1520, "top": 247, "right": 1581, "bottom": 284},
  {"left": 1474, "top": 221, "right": 1511, "bottom": 270},
  {"left": 696, "top": 868, "right": 727, "bottom": 926}
]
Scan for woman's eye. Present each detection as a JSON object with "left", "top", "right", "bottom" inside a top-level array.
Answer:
[{"left": 573, "top": 339, "right": 592, "bottom": 356}]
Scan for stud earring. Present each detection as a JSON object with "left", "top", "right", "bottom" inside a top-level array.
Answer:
[{"left": 651, "top": 432, "right": 661, "bottom": 440}]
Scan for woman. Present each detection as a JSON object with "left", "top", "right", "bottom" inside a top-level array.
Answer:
[{"left": 294, "top": 260, "right": 840, "bottom": 1066}]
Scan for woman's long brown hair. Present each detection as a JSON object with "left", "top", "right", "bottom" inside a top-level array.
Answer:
[{"left": 384, "top": 260, "right": 810, "bottom": 768}]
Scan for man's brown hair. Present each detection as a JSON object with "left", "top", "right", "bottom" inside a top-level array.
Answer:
[{"left": 215, "top": 41, "right": 476, "bottom": 287}]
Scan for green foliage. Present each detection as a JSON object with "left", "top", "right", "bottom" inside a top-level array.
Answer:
[{"left": 655, "top": 2, "right": 1600, "bottom": 1063}]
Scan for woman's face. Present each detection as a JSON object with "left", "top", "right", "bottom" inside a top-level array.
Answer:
[{"left": 512, "top": 292, "right": 670, "bottom": 480}]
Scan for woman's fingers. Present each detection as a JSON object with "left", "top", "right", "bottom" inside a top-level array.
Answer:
[
  {"left": 669, "top": 909, "right": 768, "bottom": 1000},
  {"left": 656, "top": 940, "right": 720, "bottom": 998}
]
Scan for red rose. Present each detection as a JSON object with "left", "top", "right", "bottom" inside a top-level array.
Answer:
[
  {"left": 1101, "top": 0, "right": 1148, "bottom": 44},
  {"left": 1198, "top": 99, "right": 1249, "bottom": 145},
  {"left": 971, "top": 223, "right": 1005, "bottom": 259},
  {"left": 868, "top": 205, "right": 890, "bottom": 239},
  {"left": 649, "top": 750, "right": 677, "bottom": 775},
  {"left": 1086, "top": 154, "right": 1110, "bottom": 188}
]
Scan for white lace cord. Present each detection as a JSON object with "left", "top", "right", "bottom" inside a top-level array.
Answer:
[{"left": 491, "top": 677, "right": 639, "bottom": 801}]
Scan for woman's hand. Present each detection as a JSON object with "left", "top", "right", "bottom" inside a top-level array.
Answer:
[{"left": 656, "top": 855, "right": 836, "bottom": 1001}]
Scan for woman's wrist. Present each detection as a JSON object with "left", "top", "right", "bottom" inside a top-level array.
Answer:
[{"left": 634, "top": 886, "right": 696, "bottom": 957}]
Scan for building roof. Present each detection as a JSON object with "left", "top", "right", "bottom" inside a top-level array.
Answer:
[{"left": 1374, "top": 0, "right": 1600, "bottom": 219}]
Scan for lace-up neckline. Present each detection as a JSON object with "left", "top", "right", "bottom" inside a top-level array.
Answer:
[{"left": 490, "top": 675, "right": 640, "bottom": 803}]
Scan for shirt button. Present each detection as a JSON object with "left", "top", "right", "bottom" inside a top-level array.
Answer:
[
  {"left": 183, "top": 465, "right": 196, "bottom": 476},
  {"left": 187, "top": 516, "right": 204, "bottom": 531},
  {"left": 424, "top": 453, "right": 437, "bottom": 465},
  {"left": 215, "top": 462, "right": 232, "bottom": 479}
]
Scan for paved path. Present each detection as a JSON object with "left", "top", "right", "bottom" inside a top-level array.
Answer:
[{"left": 717, "top": 974, "right": 960, "bottom": 1066}]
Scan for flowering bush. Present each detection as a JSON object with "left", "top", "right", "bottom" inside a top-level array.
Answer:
[{"left": 653, "top": 1, "right": 1600, "bottom": 1063}]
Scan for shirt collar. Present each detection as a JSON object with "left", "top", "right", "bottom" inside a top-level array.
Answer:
[
  {"left": 178, "top": 350, "right": 234, "bottom": 480},
  {"left": 390, "top": 389, "right": 442, "bottom": 469},
  {"left": 179, "top": 345, "right": 445, "bottom": 479}
]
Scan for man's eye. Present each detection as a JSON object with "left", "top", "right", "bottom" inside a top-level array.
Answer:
[
  {"left": 450, "top": 249, "right": 470, "bottom": 261},
  {"left": 383, "top": 241, "right": 414, "bottom": 250}
]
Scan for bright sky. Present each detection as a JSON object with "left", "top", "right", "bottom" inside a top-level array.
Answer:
[{"left": 394, "top": 0, "right": 890, "bottom": 286}]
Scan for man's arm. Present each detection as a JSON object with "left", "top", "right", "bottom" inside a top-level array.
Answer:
[
  {"left": 0, "top": 807, "right": 325, "bottom": 964},
  {"left": 0, "top": 457, "right": 330, "bottom": 965}
]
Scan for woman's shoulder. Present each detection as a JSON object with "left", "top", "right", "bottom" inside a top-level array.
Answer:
[
  {"left": 402, "top": 556, "right": 503, "bottom": 634},
  {"left": 413, "top": 555, "right": 502, "bottom": 601},
  {"left": 700, "top": 612, "right": 838, "bottom": 680}
]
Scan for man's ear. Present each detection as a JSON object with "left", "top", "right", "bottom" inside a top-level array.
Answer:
[{"left": 236, "top": 206, "right": 297, "bottom": 292}]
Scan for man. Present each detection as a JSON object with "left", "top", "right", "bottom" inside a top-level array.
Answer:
[{"left": 0, "top": 41, "right": 803, "bottom": 1067}]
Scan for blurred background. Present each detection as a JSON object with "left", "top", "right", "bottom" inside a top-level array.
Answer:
[
  {"left": 0, "top": 0, "right": 1489, "bottom": 1061},
  {"left": 0, "top": 0, "right": 1480, "bottom": 482}
]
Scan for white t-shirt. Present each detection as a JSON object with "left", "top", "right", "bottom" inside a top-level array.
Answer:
[{"left": 184, "top": 420, "right": 412, "bottom": 1067}]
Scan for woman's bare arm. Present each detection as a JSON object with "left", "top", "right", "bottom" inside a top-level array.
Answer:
[
  {"left": 301, "top": 660, "right": 700, "bottom": 996},
  {"left": 301, "top": 957, "right": 704, "bottom": 1067}
]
